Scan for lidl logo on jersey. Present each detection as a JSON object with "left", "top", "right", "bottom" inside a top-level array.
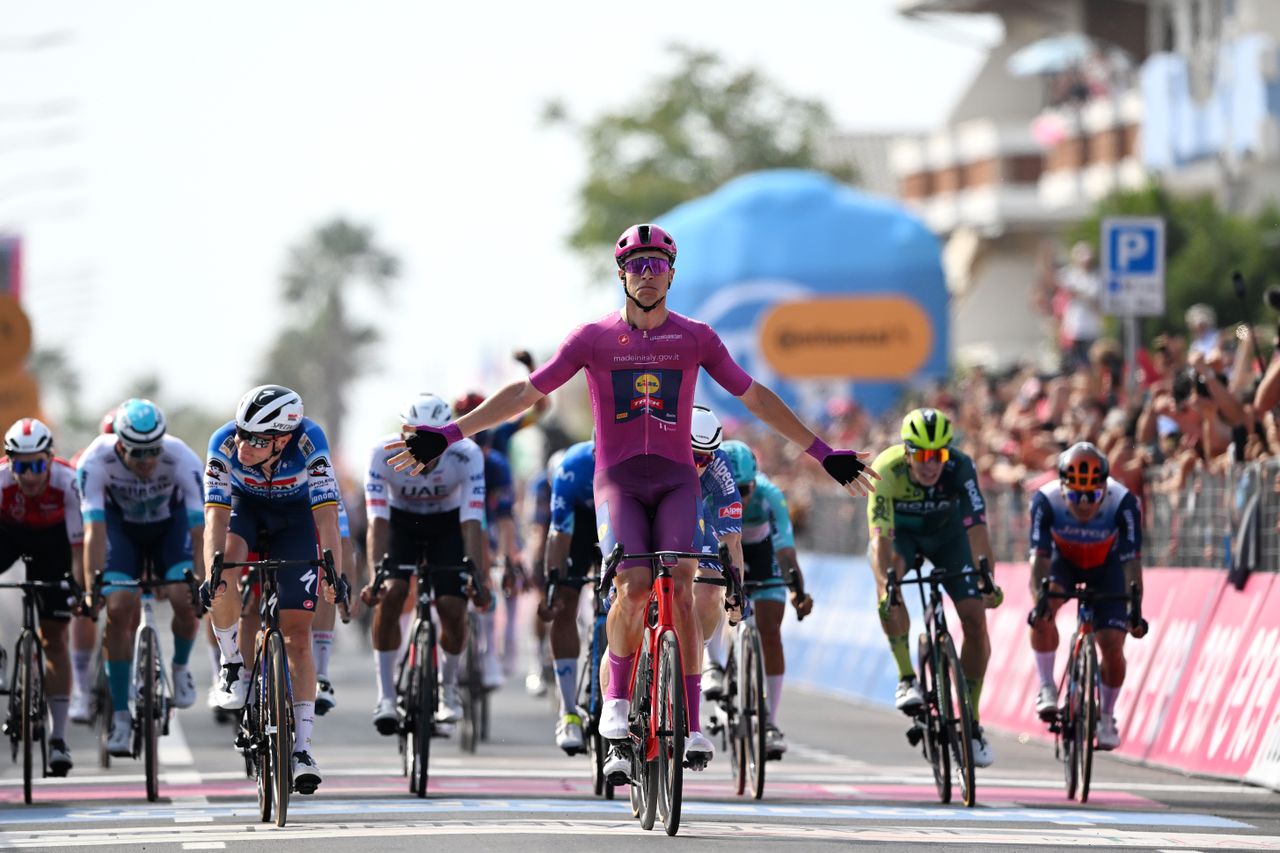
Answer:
[{"left": 612, "top": 369, "right": 681, "bottom": 425}]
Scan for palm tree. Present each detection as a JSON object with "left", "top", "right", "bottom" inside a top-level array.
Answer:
[{"left": 260, "top": 219, "right": 400, "bottom": 450}]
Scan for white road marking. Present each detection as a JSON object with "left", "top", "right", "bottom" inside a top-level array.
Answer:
[{"left": 181, "top": 844, "right": 226, "bottom": 851}]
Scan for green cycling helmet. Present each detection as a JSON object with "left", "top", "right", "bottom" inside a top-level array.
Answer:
[
  {"left": 720, "top": 439, "right": 757, "bottom": 488},
  {"left": 901, "top": 407, "right": 953, "bottom": 450}
]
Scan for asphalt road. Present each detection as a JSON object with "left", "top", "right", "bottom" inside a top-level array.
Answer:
[{"left": 2, "top": 608, "right": 1279, "bottom": 851}]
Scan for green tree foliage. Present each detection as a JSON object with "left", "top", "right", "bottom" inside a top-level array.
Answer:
[
  {"left": 259, "top": 219, "right": 399, "bottom": 450},
  {"left": 546, "top": 44, "right": 858, "bottom": 262},
  {"left": 1065, "top": 183, "right": 1280, "bottom": 341}
]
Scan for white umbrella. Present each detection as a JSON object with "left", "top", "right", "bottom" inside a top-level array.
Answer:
[{"left": 1006, "top": 33, "right": 1095, "bottom": 77}]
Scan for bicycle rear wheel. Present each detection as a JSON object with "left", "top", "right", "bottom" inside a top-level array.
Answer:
[
  {"left": 410, "top": 627, "right": 435, "bottom": 798},
  {"left": 18, "top": 632, "right": 36, "bottom": 804},
  {"left": 1077, "top": 641, "right": 1097, "bottom": 803},
  {"left": 742, "top": 628, "right": 767, "bottom": 801},
  {"left": 939, "top": 636, "right": 976, "bottom": 808},
  {"left": 917, "top": 632, "right": 950, "bottom": 804},
  {"left": 656, "top": 630, "right": 685, "bottom": 836},
  {"left": 265, "top": 632, "right": 292, "bottom": 826},
  {"left": 459, "top": 615, "right": 482, "bottom": 754},
  {"left": 727, "top": 643, "right": 745, "bottom": 796},
  {"left": 140, "top": 630, "right": 160, "bottom": 802}
]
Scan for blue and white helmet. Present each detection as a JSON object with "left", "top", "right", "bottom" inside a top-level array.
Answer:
[
  {"left": 400, "top": 393, "right": 451, "bottom": 429},
  {"left": 115, "top": 399, "right": 166, "bottom": 449},
  {"left": 236, "top": 385, "right": 304, "bottom": 435}
]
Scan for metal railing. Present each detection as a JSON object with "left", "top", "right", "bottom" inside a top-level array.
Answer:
[{"left": 794, "top": 459, "right": 1280, "bottom": 572}]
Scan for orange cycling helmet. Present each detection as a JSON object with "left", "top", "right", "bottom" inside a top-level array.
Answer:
[
  {"left": 453, "top": 392, "right": 485, "bottom": 418},
  {"left": 1058, "top": 441, "right": 1109, "bottom": 490}
]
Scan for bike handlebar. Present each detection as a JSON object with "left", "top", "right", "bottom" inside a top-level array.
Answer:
[
  {"left": 207, "top": 550, "right": 348, "bottom": 621},
  {"left": 885, "top": 555, "right": 995, "bottom": 608},
  {"left": 1030, "top": 577, "right": 1144, "bottom": 631}
]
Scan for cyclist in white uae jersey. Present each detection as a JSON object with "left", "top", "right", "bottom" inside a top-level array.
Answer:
[
  {"left": 77, "top": 399, "right": 206, "bottom": 756},
  {"left": 362, "top": 394, "right": 492, "bottom": 731}
]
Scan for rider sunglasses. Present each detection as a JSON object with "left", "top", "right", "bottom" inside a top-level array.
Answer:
[
  {"left": 235, "top": 428, "right": 275, "bottom": 449},
  {"left": 1064, "top": 488, "right": 1105, "bottom": 506},
  {"left": 693, "top": 451, "right": 714, "bottom": 468},
  {"left": 125, "top": 446, "right": 163, "bottom": 459},
  {"left": 11, "top": 459, "right": 47, "bottom": 475},
  {"left": 907, "top": 446, "right": 949, "bottom": 464},
  {"left": 738, "top": 480, "right": 754, "bottom": 497},
  {"left": 621, "top": 256, "right": 672, "bottom": 277}
]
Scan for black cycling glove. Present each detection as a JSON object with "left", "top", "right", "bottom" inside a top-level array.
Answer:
[
  {"left": 821, "top": 451, "right": 868, "bottom": 486},
  {"left": 404, "top": 428, "right": 449, "bottom": 466}
]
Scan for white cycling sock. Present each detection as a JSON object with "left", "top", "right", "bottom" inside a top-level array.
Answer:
[
  {"left": 71, "top": 651, "right": 92, "bottom": 695},
  {"left": 554, "top": 658, "right": 577, "bottom": 716},
  {"left": 767, "top": 674, "right": 784, "bottom": 724},
  {"left": 48, "top": 695, "right": 69, "bottom": 741},
  {"left": 206, "top": 642, "right": 222, "bottom": 683},
  {"left": 704, "top": 610, "right": 727, "bottom": 669},
  {"left": 1034, "top": 651, "right": 1056, "bottom": 688},
  {"left": 312, "top": 631, "right": 334, "bottom": 680},
  {"left": 1100, "top": 683, "right": 1120, "bottom": 716},
  {"left": 376, "top": 650, "right": 398, "bottom": 701},
  {"left": 481, "top": 610, "right": 497, "bottom": 659},
  {"left": 293, "top": 701, "right": 315, "bottom": 752},
  {"left": 441, "top": 651, "right": 461, "bottom": 687},
  {"left": 212, "top": 624, "right": 242, "bottom": 665}
]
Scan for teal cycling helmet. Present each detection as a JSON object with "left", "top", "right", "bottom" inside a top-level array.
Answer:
[
  {"left": 720, "top": 439, "right": 757, "bottom": 488},
  {"left": 115, "top": 398, "right": 166, "bottom": 449}
]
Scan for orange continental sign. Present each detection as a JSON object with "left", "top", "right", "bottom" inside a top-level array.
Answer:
[
  {"left": 758, "top": 296, "right": 933, "bottom": 379},
  {"left": 0, "top": 295, "right": 32, "bottom": 373}
]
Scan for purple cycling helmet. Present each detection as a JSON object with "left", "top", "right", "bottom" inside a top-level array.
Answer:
[{"left": 614, "top": 224, "right": 677, "bottom": 266}]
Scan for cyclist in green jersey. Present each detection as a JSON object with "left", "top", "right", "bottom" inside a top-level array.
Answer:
[{"left": 867, "top": 408, "right": 1002, "bottom": 767}]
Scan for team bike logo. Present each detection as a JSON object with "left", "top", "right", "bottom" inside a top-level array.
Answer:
[{"left": 612, "top": 369, "right": 681, "bottom": 425}]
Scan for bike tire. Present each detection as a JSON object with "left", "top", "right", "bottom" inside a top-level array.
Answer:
[
  {"left": 743, "top": 627, "right": 767, "bottom": 801},
  {"left": 19, "top": 632, "right": 35, "bottom": 805},
  {"left": 656, "top": 629, "right": 684, "bottom": 836},
  {"left": 727, "top": 643, "right": 745, "bottom": 796},
  {"left": 917, "top": 632, "right": 950, "bottom": 804},
  {"left": 141, "top": 630, "right": 160, "bottom": 803},
  {"left": 1078, "top": 640, "right": 1097, "bottom": 803},
  {"left": 412, "top": 628, "right": 435, "bottom": 798},
  {"left": 94, "top": 658, "right": 111, "bottom": 769},
  {"left": 1062, "top": 641, "right": 1081, "bottom": 800},
  {"left": 460, "top": 615, "right": 482, "bottom": 754},
  {"left": 940, "top": 636, "right": 976, "bottom": 808},
  {"left": 635, "top": 643, "right": 657, "bottom": 831},
  {"left": 266, "top": 632, "right": 292, "bottom": 827}
]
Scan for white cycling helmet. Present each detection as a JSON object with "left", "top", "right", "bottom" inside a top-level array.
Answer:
[
  {"left": 690, "top": 404, "right": 723, "bottom": 453},
  {"left": 4, "top": 418, "right": 53, "bottom": 455},
  {"left": 115, "top": 399, "right": 166, "bottom": 449},
  {"left": 401, "top": 393, "right": 451, "bottom": 429},
  {"left": 546, "top": 448, "right": 568, "bottom": 479},
  {"left": 236, "top": 385, "right": 304, "bottom": 434}
]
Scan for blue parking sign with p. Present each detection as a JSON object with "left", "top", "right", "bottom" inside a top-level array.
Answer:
[{"left": 1101, "top": 217, "right": 1165, "bottom": 316}]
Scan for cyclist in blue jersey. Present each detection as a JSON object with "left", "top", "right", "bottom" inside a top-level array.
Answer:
[
  {"left": 689, "top": 405, "right": 744, "bottom": 702},
  {"left": 1029, "top": 442, "right": 1146, "bottom": 751},
  {"left": 202, "top": 385, "right": 343, "bottom": 791},
  {"left": 523, "top": 451, "right": 558, "bottom": 699},
  {"left": 388, "top": 223, "right": 877, "bottom": 777},
  {"left": 77, "top": 399, "right": 206, "bottom": 757},
  {"left": 540, "top": 439, "right": 601, "bottom": 751},
  {"left": 721, "top": 439, "right": 813, "bottom": 756}
]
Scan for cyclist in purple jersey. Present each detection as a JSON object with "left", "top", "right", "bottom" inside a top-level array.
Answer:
[{"left": 387, "top": 223, "right": 877, "bottom": 773}]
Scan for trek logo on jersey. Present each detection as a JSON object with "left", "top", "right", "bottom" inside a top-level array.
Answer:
[
  {"left": 612, "top": 369, "right": 681, "bottom": 425},
  {"left": 719, "top": 501, "right": 743, "bottom": 520}
]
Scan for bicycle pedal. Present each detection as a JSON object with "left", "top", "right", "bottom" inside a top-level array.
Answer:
[
  {"left": 294, "top": 779, "right": 320, "bottom": 796},
  {"left": 766, "top": 750, "right": 783, "bottom": 762},
  {"left": 905, "top": 725, "right": 924, "bottom": 747},
  {"left": 683, "top": 756, "right": 710, "bottom": 771},
  {"left": 605, "top": 769, "right": 630, "bottom": 787}
]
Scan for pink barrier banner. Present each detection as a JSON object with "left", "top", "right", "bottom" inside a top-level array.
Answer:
[{"left": 1147, "top": 572, "right": 1278, "bottom": 775}]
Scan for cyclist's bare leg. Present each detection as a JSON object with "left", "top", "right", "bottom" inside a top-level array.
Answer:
[
  {"left": 605, "top": 565, "right": 653, "bottom": 658},
  {"left": 872, "top": 544, "right": 910, "bottom": 638},
  {"left": 70, "top": 614, "right": 96, "bottom": 696},
  {"left": 755, "top": 600, "right": 785, "bottom": 675},
  {"left": 209, "top": 533, "right": 250, "bottom": 634},
  {"left": 280, "top": 610, "right": 317, "bottom": 702},
  {"left": 693, "top": 567, "right": 723, "bottom": 638},
  {"left": 104, "top": 589, "right": 141, "bottom": 660},
  {"left": 1095, "top": 628, "right": 1126, "bottom": 691},
  {"left": 372, "top": 579, "right": 409, "bottom": 652},
  {"left": 549, "top": 585, "right": 581, "bottom": 660},
  {"left": 163, "top": 585, "right": 199, "bottom": 648},
  {"left": 1028, "top": 587, "right": 1067, "bottom": 653},
  {"left": 672, "top": 559, "right": 699, "bottom": 673},
  {"left": 954, "top": 597, "right": 990, "bottom": 682},
  {"left": 39, "top": 619, "right": 71, "bottom": 695},
  {"left": 436, "top": 595, "right": 467, "bottom": 656}
]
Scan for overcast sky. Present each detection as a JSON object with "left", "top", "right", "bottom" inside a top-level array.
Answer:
[{"left": 0, "top": 1, "right": 1000, "bottom": 466}]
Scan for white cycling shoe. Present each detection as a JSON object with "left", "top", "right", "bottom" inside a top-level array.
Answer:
[
  {"left": 1097, "top": 713, "right": 1121, "bottom": 750},
  {"left": 895, "top": 676, "right": 924, "bottom": 714},
  {"left": 68, "top": 690, "right": 92, "bottom": 725},
  {"left": 1035, "top": 684, "right": 1059, "bottom": 721},
  {"left": 600, "top": 698, "right": 630, "bottom": 740},
  {"left": 171, "top": 666, "right": 197, "bottom": 709},
  {"left": 107, "top": 711, "right": 133, "bottom": 757},
  {"left": 213, "top": 662, "right": 250, "bottom": 711},
  {"left": 292, "top": 751, "right": 322, "bottom": 794},
  {"left": 483, "top": 654, "right": 505, "bottom": 690},
  {"left": 373, "top": 697, "right": 399, "bottom": 736},
  {"left": 555, "top": 713, "right": 585, "bottom": 753},
  {"left": 436, "top": 685, "right": 464, "bottom": 723},
  {"left": 971, "top": 725, "right": 994, "bottom": 767},
  {"left": 684, "top": 731, "right": 714, "bottom": 768},
  {"left": 316, "top": 677, "right": 336, "bottom": 716}
]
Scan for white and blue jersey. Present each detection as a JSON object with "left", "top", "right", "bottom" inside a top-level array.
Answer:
[
  {"left": 204, "top": 418, "right": 339, "bottom": 511},
  {"left": 697, "top": 448, "right": 742, "bottom": 540},
  {"left": 549, "top": 440, "right": 600, "bottom": 578}
]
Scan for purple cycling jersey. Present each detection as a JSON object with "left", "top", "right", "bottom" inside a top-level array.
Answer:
[{"left": 530, "top": 310, "right": 753, "bottom": 470}]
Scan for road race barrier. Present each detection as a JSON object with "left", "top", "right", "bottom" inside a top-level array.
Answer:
[{"left": 784, "top": 553, "right": 1280, "bottom": 790}]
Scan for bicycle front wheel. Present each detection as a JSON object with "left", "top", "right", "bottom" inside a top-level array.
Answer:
[
  {"left": 939, "top": 636, "right": 976, "bottom": 808},
  {"left": 93, "top": 658, "right": 111, "bottom": 769},
  {"left": 1077, "top": 640, "right": 1098, "bottom": 803},
  {"left": 140, "top": 630, "right": 160, "bottom": 802},
  {"left": 917, "top": 632, "right": 950, "bottom": 804},
  {"left": 266, "top": 632, "right": 292, "bottom": 827},
  {"left": 656, "top": 629, "right": 684, "bottom": 836},
  {"left": 742, "top": 628, "right": 767, "bottom": 801},
  {"left": 459, "top": 615, "right": 482, "bottom": 754},
  {"left": 634, "top": 641, "right": 657, "bottom": 830},
  {"left": 1062, "top": 641, "right": 1082, "bottom": 800},
  {"left": 18, "top": 632, "right": 36, "bottom": 804},
  {"left": 411, "top": 627, "right": 435, "bottom": 798},
  {"left": 727, "top": 643, "right": 745, "bottom": 796}
]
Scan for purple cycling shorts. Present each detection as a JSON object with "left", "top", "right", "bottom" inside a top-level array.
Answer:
[{"left": 594, "top": 455, "right": 700, "bottom": 571}]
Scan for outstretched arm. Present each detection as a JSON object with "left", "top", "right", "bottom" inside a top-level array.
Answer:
[{"left": 455, "top": 380, "right": 545, "bottom": 438}]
